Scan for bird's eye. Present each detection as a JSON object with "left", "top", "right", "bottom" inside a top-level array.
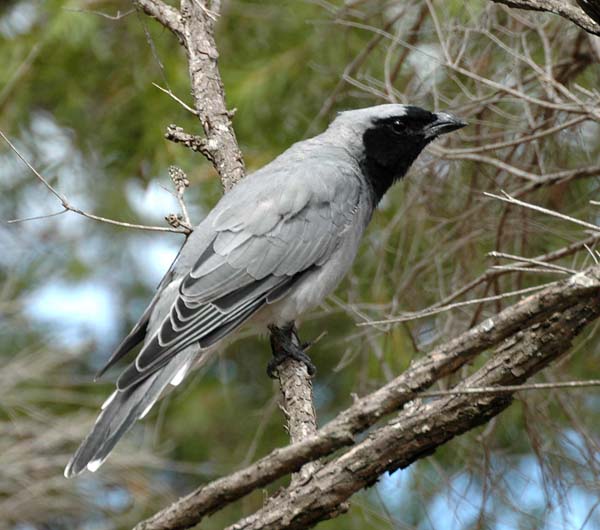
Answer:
[{"left": 391, "top": 119, "right": 407, "bottom": 134}]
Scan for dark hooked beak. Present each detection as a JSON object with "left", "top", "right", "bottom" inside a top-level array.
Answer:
[{"left": 425, "top": 112, "right": 467, "bottom": 139}]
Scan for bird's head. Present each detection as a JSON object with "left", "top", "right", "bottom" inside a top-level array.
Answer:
[{"left": 328, "top": 104, "right": 466, "bottom": 201}]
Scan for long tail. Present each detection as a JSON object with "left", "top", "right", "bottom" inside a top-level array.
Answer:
[{"left": 64, "top": 348, "right": 196, "bottom": 478}]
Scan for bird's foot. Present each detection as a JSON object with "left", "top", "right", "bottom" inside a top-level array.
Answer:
[
  {"left": 267, "top": 347, "right": 316, "bottom": 378},
  {"left": 267, "top": 323, "right": 317, "bottom": 378}
]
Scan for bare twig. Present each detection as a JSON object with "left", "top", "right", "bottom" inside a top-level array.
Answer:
[
  {"left": 485, "top": 191, "right": 600, "bottom": 232},
  {"left": 64, "top": 7, "right": 135, "bottom": 20},
  {"left": 0, "top": 43, "right": 42, "bottom": 107},
  {"left": 168, "top": 165, "right": 192, "bottom": 229},
  {"left": 360, "top": 284, "right": 549, "bottom": 326},
  {"left": 489, "top": 265, "right": 568, "bottom": 274},
  {"left": 419, "top": 234, "right": 600, "bottom": 317},
  {"left": 165, "top": 124, "right": 208, "bottom": 154},
  {"left": 419, "top": 379, "right": 600, "bottom": 397},
  {"left": 7, "top": 209, "right": 68, "bottom": 224},
  {"left": 442, "top": 114, "right": 589, "bottom": 155},
  {"left": 0, "top": 130, "right": 184, "bottom": 233},
  {"left": 487, "top": 251, "right": 577, "bottom": 273},
  {"left": 152, "top": 83, "right": 198, "bottom": 115}
]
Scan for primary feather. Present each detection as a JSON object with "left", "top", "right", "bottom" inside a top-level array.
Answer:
[{"left": 65, "top": 104, "right": 465, "bottom": 476}]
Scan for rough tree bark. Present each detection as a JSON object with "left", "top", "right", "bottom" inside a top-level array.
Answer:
[
  {"left": 270, "top": 328, "right": 320, "bottom": 486},
  {"left": 226, "top": 290, "right": 600, "bottom": 530},
  {"left": 490, "top": 0, "right": 600, "bottom": 35}
]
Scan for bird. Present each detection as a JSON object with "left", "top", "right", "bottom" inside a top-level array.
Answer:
[{"left": 64, "top": 104, "right": 466, "bottom": 477}]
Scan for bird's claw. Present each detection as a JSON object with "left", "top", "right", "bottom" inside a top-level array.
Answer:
[
  {"left": 267, "top": 323, "right": 317, "bottom": 378},
  {"left": 267, "top": 347, "right": 317, "bottom": 378}
]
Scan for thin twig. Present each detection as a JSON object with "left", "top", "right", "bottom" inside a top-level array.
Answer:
[
  {"left": 64, "top": 7, "right": 135, "bottom": 20},
  {"left": 369, "top": 234, "right": 600, "bottom": 335},
  {"left": 1, "top": 130, "right": 68, "bottom": 204},
  {"left": 419, "top": 379, "right": 600, "bottom": 397},
  {"left": 485, "top": 191, "right": 600, "bottom": 232},
  {"left": 442, "top": 114, "right": 589, "bottom": 155},
  {"left": 152, "top": 83, "right": 198, "bottom": 115},
  {"left": 7, "top": 209, "right": 68, "bottom": 224},
  {"left": 0, "top": 130, "right": 185, "bottom": 234},
  {"left": 488, "top": 251, "right": 577, "bottom": 273},
  {"left": 583, "top": 244, "right": 600, "bottom": 265},
  {"left": 167, "top": 166, "right": 193, "bottom": 231},
  {"left": 489, "top": 266, "right": 568, "bottom": 275},
  {"left": 360, "top": 284, "right": 549, "bottom": 326}
]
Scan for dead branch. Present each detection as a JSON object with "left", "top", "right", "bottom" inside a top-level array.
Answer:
[
  {"left": 226, "top": 288, "right": 600, "bottom": 530},
  {"left": 179, "top": 0, "right": 244, "bottom": 191},
  {"left": 485, "top": 191, "right": 600, "bottom": 232},
  {"left": 418, "top": 379, "right": 600, "bottom": 397}
]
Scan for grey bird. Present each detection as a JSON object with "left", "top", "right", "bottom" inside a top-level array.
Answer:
[{"left": 64, "top": 104, "right": 466, "bottom": 477}]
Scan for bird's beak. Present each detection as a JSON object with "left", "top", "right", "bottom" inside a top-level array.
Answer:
[{"left": 425, "top": 112, "right": 467, "bottom": 139}]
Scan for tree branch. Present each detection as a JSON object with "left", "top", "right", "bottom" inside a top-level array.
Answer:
[
  {"left": 133, "top": 267, "right": 600, "bottom": 530},
  {"left": 490, "top": 0, "right": 600, "bottom": 36},
  {"left": 227, "top": 288, "right": 600, "bottom": 530},
  {"left": 179, "top": 0, "right": 245, "bottom": 191},
  {"left": 165, "top": 124, "right": 211, "bottom": 158},
  {"left": 270, "top": 334, "right": 320, "bottom": 486}
]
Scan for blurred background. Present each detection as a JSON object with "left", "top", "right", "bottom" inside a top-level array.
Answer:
[{"left": 1, "top": 1, "right": 599, "bottom": 529}]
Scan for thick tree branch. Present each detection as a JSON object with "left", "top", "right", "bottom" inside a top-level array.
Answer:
[
  {"left": 133, "top": 268, "right": 600, "bottom": 530},
  {"left": 137, "top": 0, "right": 244, "bottom": 189},
  {"left": 227, "top": 286, "right": 600, "bottom": 530},
  {"left": 179, "top": 0, "right": 245, "bottom": 191},
  {"left": 491, "top": 0, "right": 600, "bottom": 35}
]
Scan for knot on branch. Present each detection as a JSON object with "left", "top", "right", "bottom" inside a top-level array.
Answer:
[{"left": 165, "top": 124, "right": 215, "bottom": 163}]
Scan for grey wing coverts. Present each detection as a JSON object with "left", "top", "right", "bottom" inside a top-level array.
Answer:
[{"left": 64, "top": 156, "right": 364, "bottom": 476}]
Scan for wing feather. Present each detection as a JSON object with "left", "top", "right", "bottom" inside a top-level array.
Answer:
[{"left": 119, "top": 164, "right": 362, "bottom": 387}]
